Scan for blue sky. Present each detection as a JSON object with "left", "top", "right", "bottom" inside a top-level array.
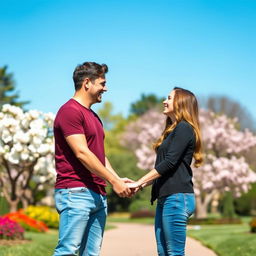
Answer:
[{"left": 1, "top": 0, "right": 255, "bottom": 123}]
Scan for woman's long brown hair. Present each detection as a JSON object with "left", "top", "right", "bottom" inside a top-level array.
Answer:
[{"left": 153, "top": 87, "right": 203, "bottom": 167}]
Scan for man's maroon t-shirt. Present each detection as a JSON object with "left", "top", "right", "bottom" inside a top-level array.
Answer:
[{"left": 54, "top": 99, "right": 107, "bottom": 195}]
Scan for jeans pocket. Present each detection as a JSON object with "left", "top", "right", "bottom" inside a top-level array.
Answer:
[
  {"left": 55, "top": 189, "right": 67, "bottom": 213},
  {"left": 184, "top": 193, "right": 196, "bottom": 217}
]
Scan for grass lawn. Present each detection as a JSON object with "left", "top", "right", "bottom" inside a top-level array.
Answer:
[
  {"left": 187, "top": 223, "right": 256, "bottom": 256},
  {"left": 0, "top": 230, "right": 58, "bottom": 256}
]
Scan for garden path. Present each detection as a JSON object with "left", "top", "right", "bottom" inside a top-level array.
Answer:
[{"left": 101, "top": 223, "right": 217, "bottom": 256}]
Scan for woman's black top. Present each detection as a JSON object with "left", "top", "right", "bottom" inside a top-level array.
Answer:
[{"left": 151, "top": 120, "right": 196, "bottom": 204}]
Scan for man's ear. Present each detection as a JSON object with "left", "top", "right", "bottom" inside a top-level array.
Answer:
[{"left": 83, "top": 78, "right": 90, "bottom": 89}]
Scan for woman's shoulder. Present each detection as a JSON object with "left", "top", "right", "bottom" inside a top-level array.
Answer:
[
  {"left": 176, "top": 120, "right": 192, "bottom": 128},
  {"left": 174, "top": 120, "right": 194, "bottom": 134}
]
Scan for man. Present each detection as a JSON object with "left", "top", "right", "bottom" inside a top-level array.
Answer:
[{"left": 53, "top": 62, "right": 131, "bottom": 256}]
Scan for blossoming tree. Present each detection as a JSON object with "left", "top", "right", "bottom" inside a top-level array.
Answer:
[
  {"left": 122, "top": 109, "right": 256, "bottom": 218},
  {"left": 0, "top": 104, "right": 55, "bottom": 212},
  {"left": 194, "top": 109, "right": 256, "bottom": 218},
  {"left": 121, "top": 109, "right": 165, "bottom": 170}
]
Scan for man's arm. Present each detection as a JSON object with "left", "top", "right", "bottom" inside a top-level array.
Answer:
[
  {"left": 105, "top": 156, "right": 134, "bottom": 183},
  {"left": 65, "top": 134, "right": 131, "bottom": 197},
  {"left": 105, "top": 157, "right": 119, "bottom": 178}
]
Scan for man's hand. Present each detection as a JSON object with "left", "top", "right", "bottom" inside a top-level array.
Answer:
[
  {"left": 111, "top": 178, "right": 132, "bottom": 198},
  {"left": 121, "top": 178, "right": 139, "bottom": 197}
]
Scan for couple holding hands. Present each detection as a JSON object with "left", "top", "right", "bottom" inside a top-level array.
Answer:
[{"left": 52, "top": 62, "right": 203, "bottom": 256}]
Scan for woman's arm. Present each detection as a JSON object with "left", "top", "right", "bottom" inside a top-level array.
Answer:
[{"left": 128, "top": 169, "right": 161, "bottom": 191}]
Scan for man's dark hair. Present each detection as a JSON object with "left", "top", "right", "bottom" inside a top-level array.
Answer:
[{"left": 73, "top": 62, "right": 108, "bottom": 90}]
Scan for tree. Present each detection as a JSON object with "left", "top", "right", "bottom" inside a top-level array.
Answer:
[
  {"left": 98, "top": 101, "right": 125, "bottom": 131},
  {"left": 130, "top": 93, "right": 164, "bottom": 116},
  {"left": 200, "top": 95, "right": 255, "bottom": 131},
  {"left": 0, "top": 104, "right": 55, "bottom": 212},
  {"left": 0, "top": 66, "right": 29, "bottom": 108},
  {"left": 121, "top": 109, "right": 165, "bottom": 169},
  {"left": 121, "top": 108, "right": 256, "bottom": 219},
  {"left": 193, "top": 109, "right": 256, "bottom": 218},
  {"left": 193, "top": 154, "right": 256, "bottom": 218}
]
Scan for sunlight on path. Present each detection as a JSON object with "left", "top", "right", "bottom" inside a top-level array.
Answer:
[{"left": 101, "top": 223, "right": 217, "bottom": 256}]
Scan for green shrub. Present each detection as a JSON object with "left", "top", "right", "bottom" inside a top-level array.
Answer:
[
  {"left": 234, "top": 183, "right": 256, "bottom": 216},
  {"left": 106, "top": 151, "right": 147, "bottom": 213},
  {"left": 130, "top": 210, "right": 155, "bottom": 218},
  {"left": 250, "top": 218, "right": 256, "bottom": 233},
  {"left": 129, "top": 200, "right": 155, "bottom": 218},
  {"left": 189, "top": 217, "right": 242, "bottom": 225},
  {"left": 0, "top": 196, "right": 9, "bottom": 215}
]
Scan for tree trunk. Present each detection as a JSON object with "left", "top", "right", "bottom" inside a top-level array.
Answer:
[
  {"left": 21, "top": 189, "right": 32, "bottom": 209},
  {"left": 195, "top": 191, "right": 216, "bottom": 219},
  {"left": 1, "top": 184, "right": 20, "bottom": 212},
  {"left": 195, "top": 196, "right": 208, "bottom": 219},
  {"left": 9, "top": 200, "right": 19, "bottom": 213},
  {"left": 210, "top": 192, "right": 220, "bottom": 214},
  {"left": 21, "top": 197, "right": 29, "bottom": 209}
]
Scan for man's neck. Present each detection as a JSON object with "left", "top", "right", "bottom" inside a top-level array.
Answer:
[{"left": 72, "top": 93, "right": 92, "bottom": 109}]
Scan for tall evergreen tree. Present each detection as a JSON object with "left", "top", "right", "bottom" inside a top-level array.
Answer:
[{"left": 0, "top": 66, "right": 29, "bottom": 108}]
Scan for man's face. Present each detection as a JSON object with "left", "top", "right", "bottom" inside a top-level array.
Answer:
[{"left": 88, "top": 76, "right": 107, "bottom": 104}]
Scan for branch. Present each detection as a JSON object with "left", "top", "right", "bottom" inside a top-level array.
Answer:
[
  {"left": 205, "top": 190, "right": 217, "bottom": 205},
  {"left": 14, "top": 164, "right": 27, "bottom": 183},
  {"left": 2, "top": 158, "right": 14, "bottom": 182},
  {"left": 22, "top": 160, "right": 38, "bottom": 190}
]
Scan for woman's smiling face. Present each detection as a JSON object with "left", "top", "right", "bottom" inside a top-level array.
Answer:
[{"left": 163, "top": 90, "right": 175, "bottom": 116}]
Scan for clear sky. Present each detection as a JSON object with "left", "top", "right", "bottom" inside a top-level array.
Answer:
[{"left": 1, "top": 0, "right": 255, "bottom": 122}]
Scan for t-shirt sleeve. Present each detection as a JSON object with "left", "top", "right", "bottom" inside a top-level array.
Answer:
[
  {"left": 155, "top": 122, "right": 194, "bottom": 176},
  {"left": 58, "top": 107, "right": 85, "bottom": 137}
]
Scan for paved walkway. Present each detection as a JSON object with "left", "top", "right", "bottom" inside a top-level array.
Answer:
[{"left": 101, "top": 223, "right": 217, "bottom": 256}]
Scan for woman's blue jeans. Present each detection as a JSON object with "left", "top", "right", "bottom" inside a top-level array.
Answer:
[
  {"left": 53, "top": 187, "right": 107, "bottom": 256},
  {"left": 155, "top": 193, "right": 195, "bottom": 256}
]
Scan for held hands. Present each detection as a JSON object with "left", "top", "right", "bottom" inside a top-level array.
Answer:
[
  {"left": 127, "top": 181, "right": 145, "bottom": 193},
  {"left": 121, "top": 178, "right": 146, "bottom": 197},
  {"left": 112, "top": 178, "right": 132, "bottom": 198},
  {"left": 113, "top": 169, "right": 158, "bottom": 197},
  {"left": 112, "top": 177, "right": 148, "bottom": 198}
]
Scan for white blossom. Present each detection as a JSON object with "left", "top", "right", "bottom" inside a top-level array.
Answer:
[{"left": 0, "top": 104, "right": 56, "bottom": 196}]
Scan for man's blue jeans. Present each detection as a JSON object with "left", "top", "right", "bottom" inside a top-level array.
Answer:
[
  {"left": 155, "top": 193, "right": 195, "bottom": 256},
  {"left": 53, "top": 187, "right": 107, "bottom": 256}
]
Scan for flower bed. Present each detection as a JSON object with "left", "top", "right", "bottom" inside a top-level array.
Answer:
[
  {"left": 24, "top": 205, "right": 59, "bottom": 228},
  {"left": 4, "top": 210, "right": 48, "bottom": 232},
  {"left": 0, "top": 217, "right": 24, "bottom": 239}
]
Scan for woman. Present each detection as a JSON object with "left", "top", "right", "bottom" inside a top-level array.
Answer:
[{"left": 130, "top": 87, "right": 203, "bottom": 256}]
